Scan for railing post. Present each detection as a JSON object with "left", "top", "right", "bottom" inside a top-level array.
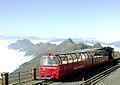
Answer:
[
  {"left": 4, "top": 73, "right": 9, "bottom": 85},
  {"left": 18, "top": 72, "right": 20, "bottom": 84},
  {"left": 33, "top": 68, "right": 36, "bottom": 80},
  {"left": 90, "top": 78, "right": 93, "bottom": 85},
  {"left": 82, "top": 77, "right": 84, "bottom": 85},
  {"left": 1, "top": 73, "right": 4, "bottom": 85}
]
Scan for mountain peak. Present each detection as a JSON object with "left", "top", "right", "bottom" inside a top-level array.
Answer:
[
  {"left": 52, "top": 38, "right": 77, "bottom": 52},
  {"left": 93, "top": 43, "right": 103, "bottom": 48},
  {"left": 63, "top": 38, "right": 74, "bottom": 44}
]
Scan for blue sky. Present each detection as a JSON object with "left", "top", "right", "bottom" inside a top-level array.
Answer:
[{"left": 0, "top": 0, "right": 120, "bottom": 41}]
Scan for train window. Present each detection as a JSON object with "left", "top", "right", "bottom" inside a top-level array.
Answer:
[
  {"left": 80, "top": 53, "right": 86, "bottom": 60},
  {"left": 86, "top": 53, "right": 92, "bottom": 60},
  {"left": 82, "top": 53, "right": 91, "bottom": 60},
  {"left": 90, "top": 52, "right": 95, "bottom": 58},
  {"left": 95, "top": 50, "right": 103, "bottom": 57},
  {"left": 101, "top": 50, "right": 108, "bottom": 56},
  {"left": 90, "top": 52, "right": 95, "bottom": 56},
  {"left": 59, "top": 55, "right": 68, "bottom": 64},
  {"left": 66, "top": 54, "right": 73, "bottom": 63},
  {"left": 71, "top": 54, "right": 77, "bottom": 62},
  {"left": 56, "top": 55, "right": 62, "bottom": 65},
  {"left": 76, "top": 53, "right": 82, "bottom": 61},
  {"left": 84, "top": 53, "right": 89, "bottom": 60},
  {"left": 40, "top": 56, "right": 58, "bottom": 66}
]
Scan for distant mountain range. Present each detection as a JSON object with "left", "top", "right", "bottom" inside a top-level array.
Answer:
[
  {"left": 8, "top": 39, "right": 56, "bottom": 56},
  {"left": 8, "top": 38, "right": 108, "bottom": 57},
  {"left": 8, "top": 38, "right": 91, "bottom": 56},
  {"left": 49, "top": 39, "right": 120, "bottom": 47},
  {"left": 50, "top": 39, "right": 120, "bottom": 47},
  {"left": 1, "top": 35, "right": 120, "bottom": 47}
]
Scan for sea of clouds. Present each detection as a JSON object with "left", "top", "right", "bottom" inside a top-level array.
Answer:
[
  {"left": 0, "top": 39, "right": 61, "bottom": 73},
  {"left": 0, "top": 40, "right": 33, "bottom": 73}
]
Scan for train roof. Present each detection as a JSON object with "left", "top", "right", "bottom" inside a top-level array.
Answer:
[
  {"left": 43, "top": 47, "right": 113, "bottom": 56},
  {"left": 56, "top": 48, "right": 103, "bottom": 55},
  {"left": 43, "top": 47, "right": 103, "bottom": 56}
]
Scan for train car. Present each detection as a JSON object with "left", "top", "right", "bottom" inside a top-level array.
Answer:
[{"left": 39, "top": 47, "right": 114, "bottom": 79}]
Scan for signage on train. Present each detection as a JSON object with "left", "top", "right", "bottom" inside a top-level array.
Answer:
[
  {"left": 73, "top": 65, "right": 84, "bottom": 70},
  {"left": 41, "top": 67, "right": 57, "bottom": 69}
]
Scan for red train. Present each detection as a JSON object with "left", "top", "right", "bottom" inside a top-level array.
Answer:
[{"left": 39, "top": 47, "right": 114, "bottom": 79}]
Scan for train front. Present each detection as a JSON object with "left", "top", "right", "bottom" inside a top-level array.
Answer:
[{"left": 39, "top": 53, "right": 59, "bottom": 79}]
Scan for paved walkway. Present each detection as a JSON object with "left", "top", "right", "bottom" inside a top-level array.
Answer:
[{"left": 96, "top": 64, "right": 120, "bottom": 85}]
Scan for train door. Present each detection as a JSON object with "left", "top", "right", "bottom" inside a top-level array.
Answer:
[
  {"left": 58, "top": 54, "right": 69, "bottom": 77},
  {"left": 81, "top": 52, "right": 92, "bottom": 69},
  {"left": 75, "top": 53, "right": 84, "bottom": 71}
]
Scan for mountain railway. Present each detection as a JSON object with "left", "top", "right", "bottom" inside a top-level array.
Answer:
[
  {"left": 39, "top": 47, "right": 113, "bottom": 79},
  {"left": 1, "top": 47, "right": 120, "bottom": 85}
]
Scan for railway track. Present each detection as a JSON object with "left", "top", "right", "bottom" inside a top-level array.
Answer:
[{"left": 79, "top": 64, "right": 120, "bottom": 85}]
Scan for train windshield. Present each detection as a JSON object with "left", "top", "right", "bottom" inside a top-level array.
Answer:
[{"left": 40, "top": 56, "right": 58, "bottom": 66}]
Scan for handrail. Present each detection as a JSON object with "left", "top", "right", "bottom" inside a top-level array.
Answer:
[{"left": 0, "top": 68, "right": 37, "bottom": 85}]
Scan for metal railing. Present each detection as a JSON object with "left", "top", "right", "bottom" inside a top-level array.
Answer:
[
  {"left": 0, "top": 68, "right": 37, "bottom": 85},
  {"left": 0, "top": 72, "right": 8, "bottom": 85},
  {"left": 1, "top": 65, "right": 119, "bottom": 85}
]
